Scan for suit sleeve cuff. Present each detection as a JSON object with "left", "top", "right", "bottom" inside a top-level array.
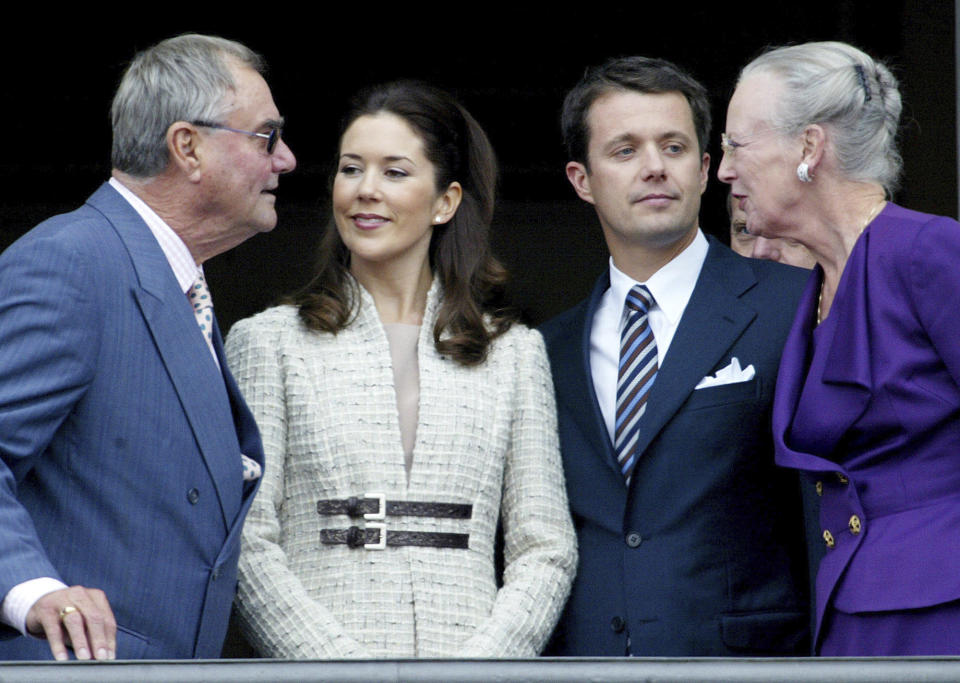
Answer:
[{"left": 2, "top": 578, "right": 69, "bottom": 636}]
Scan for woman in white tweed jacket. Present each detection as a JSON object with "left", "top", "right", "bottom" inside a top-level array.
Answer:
[{"left": 225, "top": 81, "right": 576, "bottom": 658}]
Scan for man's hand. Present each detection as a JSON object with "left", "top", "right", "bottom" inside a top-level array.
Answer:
[{"left": 25, "top": 586, "right": 116, "bottom": 660}]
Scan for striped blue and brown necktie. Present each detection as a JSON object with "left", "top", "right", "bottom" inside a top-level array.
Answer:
[{"left": 615, "top": 284, "right": 658, "bottom": 485}]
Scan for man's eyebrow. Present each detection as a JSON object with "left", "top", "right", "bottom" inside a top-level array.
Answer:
[
  {"left": 601, "top": 130, "right": 693, "bottom": 150},
  {"left": 263, "top": 117, "right": 285, "bottom": 130},
  {"left": 604, "top": 133, "right": 634, "bottom": 147},
  {"left": 658, "top": 130, "right": 694, "bottom": 142},
  {"left": 599, "top": 133, "right": 636, "bottom": 153}
]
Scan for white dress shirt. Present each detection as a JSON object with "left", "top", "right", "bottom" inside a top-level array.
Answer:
[
  {"left": 1, "top": 178, "right": 211, "bottom": 636},
  {"left": 590, "top": 229, "right": 708, "bottom": 443}
]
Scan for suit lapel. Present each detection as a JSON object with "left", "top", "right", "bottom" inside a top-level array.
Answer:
[
  {"left": 212, "top": 319, "right": 265, "bottom": 512},
  {"left": 553, "top": 273, "right": 627, "bottom": 490},
  {"left": 819, "top": 233, "right": 873, "bottom": 436},
  {"left": 87, "top": 184, "right": 240, "bottom": 528},
  {"left": 630, "top": 241, "right": 759, "bottom": 460},
  {"left": 771, "top": 269, "right": 839, "bottom": 473},
  {"left": 577, "top": 274, "right": 625, "bottom": 482},
  {"left": 776, "top": 247, "right": 872, "bottom": 471}
]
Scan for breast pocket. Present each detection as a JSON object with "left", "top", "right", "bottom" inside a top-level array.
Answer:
[{"left": 685, "top": 379, "right": 761, "bottom": 411}]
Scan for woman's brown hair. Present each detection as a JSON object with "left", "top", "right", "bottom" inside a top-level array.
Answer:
[{"left": 289, "top": 81, "right": 515, "bottom": 365}]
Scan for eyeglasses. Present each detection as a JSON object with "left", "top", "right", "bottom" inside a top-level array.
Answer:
[
  {"left": 191, "top": 120, "right": 282, "bottom": 154},
  {"left": 720, "top": 127, "right": 788, "bottom": 156},
  {"left": 720, "top": 133, "right": 742, "bottom": 155}
]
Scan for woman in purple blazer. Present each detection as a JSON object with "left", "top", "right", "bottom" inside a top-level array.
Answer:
[{"left": 718, "top": 41, "right": 960, "bottom": 656}]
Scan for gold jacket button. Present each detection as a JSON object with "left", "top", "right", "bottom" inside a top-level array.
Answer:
[
  {"left": 849, "top": 515, "right": 862, "bottom": 535},
  {"left": 823, "top": 529, "right": 835, "bottom": 548},
  {"left": 837, "top": 473, "right": 849, "bottom": 484},
  {"left": 815, "top": 481, "right": 823, "bottom": 496}
]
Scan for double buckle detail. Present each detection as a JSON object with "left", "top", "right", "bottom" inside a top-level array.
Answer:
[
  {"left": 318, "top": 492, "right": 472, "bottom": 550},
  {"left": 362, "top": 492, "right": 386, "bottom": 550}
]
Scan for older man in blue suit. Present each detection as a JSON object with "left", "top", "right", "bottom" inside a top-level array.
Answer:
[
  {"left": 0, "top": 34, "right": 295, "bottom": 660},
  {"left": 541, "top": 57, "right": 810, "bottom": 656}
]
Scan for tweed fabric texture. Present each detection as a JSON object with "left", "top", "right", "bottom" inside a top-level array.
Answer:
[{"left": 225, "top": 280, "right": 577, "bottom": 658}]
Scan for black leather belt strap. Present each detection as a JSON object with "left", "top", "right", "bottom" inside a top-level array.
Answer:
[
  {"left": 316, "top": 496, "right": 472, "bottom": 519},
  {"left": 320, "top": 526, "right": 469, "bottom": 549}
]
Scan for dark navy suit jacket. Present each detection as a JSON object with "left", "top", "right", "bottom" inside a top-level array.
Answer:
[
  {"left": 541, "top": 237, "right": 810, "bottom": 655},
  {"left": 0, "top": 183, "right": 264, "bottom": 659}
]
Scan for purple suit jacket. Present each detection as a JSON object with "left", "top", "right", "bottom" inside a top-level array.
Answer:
[{"left": 773, "top": 203, "right": 960, "bottom": 648}]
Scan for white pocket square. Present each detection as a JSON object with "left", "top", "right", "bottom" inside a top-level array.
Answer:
[{"left": 695, "top": 357, "right": 755, "bottom": 389}]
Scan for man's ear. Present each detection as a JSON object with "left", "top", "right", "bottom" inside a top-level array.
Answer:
[
  {"left": 566, "top": 161, "right": 595, "bottom": 205},
  {"left": 699, "top": 152, "right": 710, "bottom": 194},
  {"left": 166, "top": 121, "right": 203, "bottom": 182}
]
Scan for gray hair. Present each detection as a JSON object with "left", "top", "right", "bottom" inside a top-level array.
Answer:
[
  {"left": 740, "top": 41, "right": 902, "bottom": 195},
  {"left": 111, "top": 34, "right": 265, "bottom": 177}
]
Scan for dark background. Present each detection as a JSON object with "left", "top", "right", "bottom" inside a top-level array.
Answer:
[{"left": 2, "top": 2, "right": 954, "bottom": 331}]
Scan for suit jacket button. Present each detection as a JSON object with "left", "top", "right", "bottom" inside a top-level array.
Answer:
[
  {"left": 837, "top": 473, "right": 849, "bottom": 485},
  {"left": 815, "top": 481, "right": 823, "bottom": 496},
  {"left": 823, "top": 529, "right": 835, "bottom": 548},
  {"left": 212, "top": 567, "right": 220, "bottom": 580},
  {"left": 625, "top": 532, "right": 642, "bottom": 548},
  {"left": 187, "top": 488, "right": 200, "bottom": 504},
  {"left": 848, "top": 515, "right": 862, "bottom": 535},
  {"left": 610, "top": 616, "right": 626, "bottom": 633}
]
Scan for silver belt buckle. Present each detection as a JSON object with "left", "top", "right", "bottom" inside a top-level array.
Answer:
[
  {"left": 364, "top": 492, "right": 386, "bottom": 520},
  {"left": 364, "top": 493, "right": 386, "bottom": 549},
  {"left": 364, "top": 522, "right": 386, "bottom": 550}
]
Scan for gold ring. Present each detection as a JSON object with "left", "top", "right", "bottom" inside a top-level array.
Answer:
[{"left": 58, "top": 605, "right": 79, "bottom": 621}]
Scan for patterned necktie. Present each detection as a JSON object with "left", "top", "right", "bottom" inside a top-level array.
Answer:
[
  {"left": 188, "top": 273, "right": 214, "bottom": 349},
  {"left": 615, "top": 284, "right": 658, "bottom": 485}
]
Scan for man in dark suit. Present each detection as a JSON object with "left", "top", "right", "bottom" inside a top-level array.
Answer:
[
  {"left": 541, "top": 56, "right": 810, "bottom": 656},
  {"left": 0, "top": 34, "right": 295, "bottom": 660}
]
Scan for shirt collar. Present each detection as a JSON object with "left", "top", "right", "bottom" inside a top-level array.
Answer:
[
  {"left": 608, "top": 229, "right": 709, "bottom": 326},
  {"left": 108, "top": 177, "right": 202, "bottom": 294}
]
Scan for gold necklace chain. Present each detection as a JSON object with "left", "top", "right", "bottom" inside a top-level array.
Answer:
[{"left": 816, "top": 201, "right": 886, "bottom": 325}]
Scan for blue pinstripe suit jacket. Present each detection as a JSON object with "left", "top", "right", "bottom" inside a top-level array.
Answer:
[{"left": 0, "top": 183, "right": 264, "bottom": 659}]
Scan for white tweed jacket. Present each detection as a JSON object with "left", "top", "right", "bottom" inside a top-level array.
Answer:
[{"left": 224, "top": 280, "right": 577, "bottom": 658}]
